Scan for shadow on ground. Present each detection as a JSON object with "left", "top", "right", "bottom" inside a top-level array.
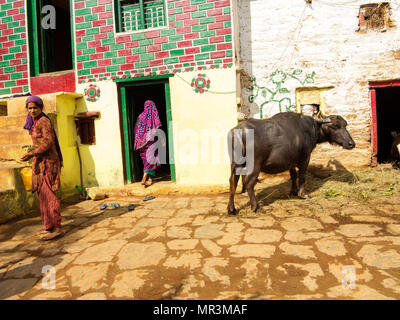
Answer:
[{"left": 236, "top": 160, "right": 358, "bottom": 212}]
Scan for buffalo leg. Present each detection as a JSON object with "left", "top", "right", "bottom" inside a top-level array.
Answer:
[
  {"left": 227, "top": 167, "right": 240, "bottom": 215},
  {"left": 298, "top": 157, "right": 311, "bottom": 199},
  {"left": 244, "top": 170, "right": 260, "bottom": 212},
  {"left": 289, "top": 168, "right": 298, "bottom": 196},
  {"left": 240, "top": 175, "right": 246, "bottom": 193}
]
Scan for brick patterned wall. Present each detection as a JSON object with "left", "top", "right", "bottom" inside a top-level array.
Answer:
[
  {"left": 74, "top": 0, "right": 234, "bottom": 83},
  {"left": 0, "top": 0, "right": 29, "bottom": 95}
]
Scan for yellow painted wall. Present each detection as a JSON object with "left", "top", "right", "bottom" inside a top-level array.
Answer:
[
  {"left": 169, "top": 68, "right": 238, "bottom": 185},
  {"left": 72, "top": 69, "right": 238, "bottom": 189},
  {"left": 75, "top": 81, "right": 125, "bottom": 188},
  {"left": 55, "top": 94, "right": 82, "bottom": 196}
]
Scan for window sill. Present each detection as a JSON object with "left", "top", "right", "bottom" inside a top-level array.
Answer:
[
  {"left": 115, "top": 25, "right": 168, "bottom": 36},
  {"left": 75, "top": 111, "right": 100, "bottom": 119}
]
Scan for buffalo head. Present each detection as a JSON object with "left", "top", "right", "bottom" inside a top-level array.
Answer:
[{"left": 317, "top": 115, "right": 355, "bottom": 150}]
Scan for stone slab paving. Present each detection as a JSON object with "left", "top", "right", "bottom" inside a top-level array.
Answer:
[{"left": 0, "top": 194, "right": 400, "bottom": 300}]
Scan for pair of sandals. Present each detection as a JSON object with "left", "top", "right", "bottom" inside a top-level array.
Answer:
[{"left": 38, "top": 228, "right": 63, "bottom": 241}]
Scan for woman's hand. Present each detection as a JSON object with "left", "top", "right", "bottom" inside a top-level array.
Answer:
[{"left": 20, "top": 153, "right": 33, "bottom": 162}]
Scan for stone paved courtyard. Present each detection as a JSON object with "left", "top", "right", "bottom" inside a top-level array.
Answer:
[{"left": 1, "top": 169, "right": 400, "bottom": 300}]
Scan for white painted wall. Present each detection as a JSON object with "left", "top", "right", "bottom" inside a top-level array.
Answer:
[
  {"left": 75, "top": 81, "right": 125, "bottom": 188},
  {"left": 237, "top": 0, "right": 400, "bottom": 167}
]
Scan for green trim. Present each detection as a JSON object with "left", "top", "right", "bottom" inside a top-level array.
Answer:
[
  {"left": 69, "top": 0, "right": 75, "bottom": 69},
  {"left": 27, "top": 0, "right": 40, "bottom": 76},
  {"left": 119, "top": 77, "right": 175, "bottom": 183},
  {"left": 120, "top": 87, "right": 133, "bottom": 183},
  {"left": 164, "top": 81, "right": 175, "bottom": 181},
  {"left": 113, "top": 74, "right": 173, "bottom": 83},
  {"left": 139, "top": 0, "right": 145, "bottom": 29},
  {"left": 115, "top": 0, "right": 122, "bottom": 33},
  {"left": 163, "top": 0, "right": 168, "bottom": 28}
]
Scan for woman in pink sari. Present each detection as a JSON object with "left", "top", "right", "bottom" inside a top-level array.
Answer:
[
  {"left": 20, "top": 95, "right": 63, "bottom": 241},
  {"left": 134, "top": 100, "right": 162, "bottom": 186}
]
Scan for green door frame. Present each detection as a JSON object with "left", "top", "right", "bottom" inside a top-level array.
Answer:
[
  {"left": 27, "top": 0, "right": 40, "bottom": 76},
  {"left": 117, "top": 76, "right": 176, "bottom": 183},
  {"left": 27, "top": 0, "right": 75, "bottom": 76}
]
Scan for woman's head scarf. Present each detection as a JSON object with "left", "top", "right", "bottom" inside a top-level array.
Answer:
[{"left": 134, "top": 100, "right": 161, "bottom": 150}]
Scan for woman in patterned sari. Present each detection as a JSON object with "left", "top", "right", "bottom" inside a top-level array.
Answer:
[
  {"left": 20, "top": 95, "right": 63, "bottom": 241},
  {"left": 134, "top": 100, "right": 162, "bottom": 187}
]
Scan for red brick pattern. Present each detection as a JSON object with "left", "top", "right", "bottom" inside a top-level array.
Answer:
[
  {"left": 75, "top": 0, "right": 234, "bottom": 83},
  {"left": 0, "top": 0, "right": 29, "bottom": 95}
]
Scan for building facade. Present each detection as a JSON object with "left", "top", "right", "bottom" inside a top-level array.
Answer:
[{"left": 0, "top": 0, "right": 240, "bottom": 205}]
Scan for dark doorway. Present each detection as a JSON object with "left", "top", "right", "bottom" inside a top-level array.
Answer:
[
  {"left": 122, "top": 82, "right": 172, "bottom": 183},
  {"left": 28, "top": 0, "right": 73, "bottom": 75},
  {"left": 375, "top": 87, "right": 400, "bottom": 163}
]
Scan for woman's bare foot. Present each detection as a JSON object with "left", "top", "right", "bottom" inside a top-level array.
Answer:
[
  {"left": 37, "top": 229, "right": 52, "bottom": 236},
  {"left": 141, "top": 173, "right": 148, "bottom": 185},
  {"left": 144, "top": 177, "right": 152, "bottom": 187},
  {"left": 40, "top": 227, "right": 63, "bottom": 241}
]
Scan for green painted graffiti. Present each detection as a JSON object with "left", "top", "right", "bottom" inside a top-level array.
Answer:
[{"left": 247, "top": 69, "right": 316, "bottom": 118}]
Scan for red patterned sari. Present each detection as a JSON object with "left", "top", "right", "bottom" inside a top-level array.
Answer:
[{"left": 30, "top": 114, "right": 61, "bottom": 231}]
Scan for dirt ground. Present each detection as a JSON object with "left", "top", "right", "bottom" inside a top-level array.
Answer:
[{"left": 0, "top": 165, "right": 400, "bottom": 300}]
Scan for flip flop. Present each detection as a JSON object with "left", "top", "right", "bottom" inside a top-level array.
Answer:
[
  {"left": 143, "top": 196, "right": 155, "bottom": 201},
  {"left": 100, "top": 204, "right": 107, "bottom": 210},
  {"left": 128, "top": 204, "right": 136, "bottom": 211}
]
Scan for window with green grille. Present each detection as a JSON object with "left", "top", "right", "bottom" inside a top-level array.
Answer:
[{"left": 115, "top": 0, "right": 167, "bottom": 32}]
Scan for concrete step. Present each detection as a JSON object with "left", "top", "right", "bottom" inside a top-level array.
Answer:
[
  {"left": 0, "top": 161, "right": 36, "bottom": 224},
  {"left": 0, "top": 129, "right": 31, "bottom": 145},
  {"left": 0, "top": 144, "right": 28, "bottom": 160},
  {"left": 0, "top": 115, "right": 28, "bottom": 130},
  {"left": 87, "top": 181, "right": 232, "bottom": 198},
  {"left": 0, "top": 161, "right": 26, "bottom": 191}
]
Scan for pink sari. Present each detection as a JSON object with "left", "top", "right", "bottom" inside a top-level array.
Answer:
[{"left": 134, "top": 100, "right": 162, "bottom": 175}]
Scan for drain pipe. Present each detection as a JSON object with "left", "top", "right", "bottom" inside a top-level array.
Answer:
[{"left": 75, "top": 141, "right": 85, "bottom": 199}]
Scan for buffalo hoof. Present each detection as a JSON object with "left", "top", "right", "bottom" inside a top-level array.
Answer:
[
  {"left": 298, "top": 193, "right": 311, "bottom": 199},
  {"left": 227, "top": 207, "right": 238, "bottom": 215},
  {"left": 251, "top": 205, "right": 261, "bottom": 213},
  {"left": 290, "top": 191, "right": 298, "bottom": 197}
]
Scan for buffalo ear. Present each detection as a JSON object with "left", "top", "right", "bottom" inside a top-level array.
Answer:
[{"left": 391, "top": 131, "right": 398, "bottom": 138}]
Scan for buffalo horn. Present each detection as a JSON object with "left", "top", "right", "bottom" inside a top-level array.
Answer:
[{"left": 315, "top": 118, "right": 331, "bottom": 124}]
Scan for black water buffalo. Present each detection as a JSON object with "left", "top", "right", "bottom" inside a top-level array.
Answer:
[
  {"left": 391, "top": 131, "right": 400, "bottom": 168},
  {"left": 227, "top": 112, "right": 355, "bottom": 214}
]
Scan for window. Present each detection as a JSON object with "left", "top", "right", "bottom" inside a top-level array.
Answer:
[
  {"left": 295, "top": 87, "right": 334, "bottom": 118},
  {"left": 115, "top": 0, "right": 167, "bottom": 33},
  {"left": 75, "top": 114, "right": 98, "bottom": 145},
  {"left": 27, "top": 0, "right": 73, "bottom": 75},
  {"left": 0, "top": 104, "right": 7, "bottom": 116},
  {"left": 358, "top": 3, "right": 394, "bottom": 33}
]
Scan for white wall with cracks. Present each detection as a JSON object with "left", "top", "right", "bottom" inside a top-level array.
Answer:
[{"left": 236, "top": 0, "right": 400, "bottom": 167}]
